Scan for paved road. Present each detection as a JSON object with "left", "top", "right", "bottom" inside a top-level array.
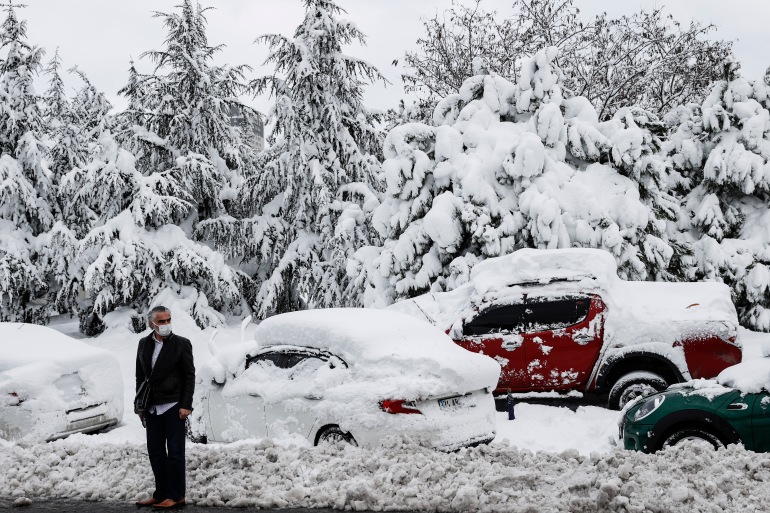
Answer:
[{"left": 0, "top": 498, "right": 382, "bottom": 513}]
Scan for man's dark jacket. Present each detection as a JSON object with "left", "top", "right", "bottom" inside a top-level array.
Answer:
[{"left": 136, "top": 332, "right": 195, "bottom": 411}]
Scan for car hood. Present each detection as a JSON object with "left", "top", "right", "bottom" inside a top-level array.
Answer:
[{"left": 716, "top": 359, "right": 770, "bottom": 394}]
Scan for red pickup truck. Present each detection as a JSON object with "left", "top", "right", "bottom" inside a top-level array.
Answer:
[{"left": 390, "top": 248, "right": 742, "bottom": 409}]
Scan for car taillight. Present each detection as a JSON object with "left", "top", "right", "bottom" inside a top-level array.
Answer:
[{"left": 379, "top": 399, "right": 422, "bottom": 414}]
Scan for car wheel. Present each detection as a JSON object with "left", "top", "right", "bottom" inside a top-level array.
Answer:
[
  {"left": 316, "top": 425, "right": 358, "bottom": 447},
  {"left": 608, "top": 371, "right": 667, "bottom": 410},
  {"left": 660, "top": 427, "right": 724, "bottom": 451}
]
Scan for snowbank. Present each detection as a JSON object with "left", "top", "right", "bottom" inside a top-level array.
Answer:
[{"left": 2, "top": 435, "right": 770, "bottom": 512}]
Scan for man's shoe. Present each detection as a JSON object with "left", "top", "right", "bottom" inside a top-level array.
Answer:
[
  {"left": 135, "top": 497, "right": 161, "bottom": 507},
  {"left": 152, "top": 499, "right": 186, "bottom": 509}
]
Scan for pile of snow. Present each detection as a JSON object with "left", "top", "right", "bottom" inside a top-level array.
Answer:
[
  {"left": 3, "top": 434, "right": 770, "bottom": 511},
  {"left": 716, "top": 358, "right": 770, "bottom": 394}
]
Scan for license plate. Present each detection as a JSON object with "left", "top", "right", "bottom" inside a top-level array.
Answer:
[
  {"left": 67, "top": 414, "right": 107, "bottom": 431},
  {"left": 438, "top": 396, "right": 463, "bottom": 410}
]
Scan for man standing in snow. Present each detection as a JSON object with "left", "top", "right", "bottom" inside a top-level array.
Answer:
[{"left": 135, "top": 306, "right": 195, "bottom": 509}]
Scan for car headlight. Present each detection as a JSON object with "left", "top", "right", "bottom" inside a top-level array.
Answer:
[{"left": 633, "top": 395, "right": 665, "bottom": 422}]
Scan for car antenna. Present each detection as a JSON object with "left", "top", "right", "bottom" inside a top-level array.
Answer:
[
  {"left": 413, "top": 296, "right": 437, "bottom": 325},
  {"left": 240, "top": 315, "right": 253, "bottom": 345},
  {"left": 208, "top": 329, "right": 219, "bottom": 357}
]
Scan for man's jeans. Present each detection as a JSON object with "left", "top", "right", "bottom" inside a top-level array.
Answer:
[{"left": 145, "top": 407, "right": 186, "bottom": 501}]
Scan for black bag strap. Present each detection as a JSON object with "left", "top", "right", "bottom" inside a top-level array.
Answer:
[{"left": 138, "top": 337, "right": 154, "bottom": 381}]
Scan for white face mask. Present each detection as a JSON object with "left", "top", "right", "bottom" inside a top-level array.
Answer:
[{"left": 155, "top": 323, "right": 172, "bottom": 337}]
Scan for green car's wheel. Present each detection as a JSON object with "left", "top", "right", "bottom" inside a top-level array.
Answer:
[{"left": 660, "top": 427, "right": 723, "bottom": 451}]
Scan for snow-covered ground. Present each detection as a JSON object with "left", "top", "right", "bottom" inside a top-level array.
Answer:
[{"left": 2, "top": 314, "right": 769, "bottom": 511}]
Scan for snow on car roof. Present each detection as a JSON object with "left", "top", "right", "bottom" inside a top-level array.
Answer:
[
  {"left": 470, "top": 247, "right": 618, "bottom": 295},
  {"left": 204, "top": 308, "right": 501, "bottom": 397},
  {"left": 0, "top": 322, "right": 112, "bottom": 371},
  {"left": 256, "top": 308, "right": 480, "bottom": 364},
  {"left": 391, "top": 248, "right": 739, "bottom": 337}
]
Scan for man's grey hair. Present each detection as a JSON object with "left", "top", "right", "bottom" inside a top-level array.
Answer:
[{"left": 147, "top": 305, "right": 170, "bottom": 324}]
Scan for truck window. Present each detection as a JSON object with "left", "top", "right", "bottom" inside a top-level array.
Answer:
[
  {"left": 464, "top": 297, "right": 591, "bottom": 336},
  {"left": 522, "top": 297, "right": 590, "bottom": 332},
  {"left": 463, "top": 304, "right": 527, "bottom": 336}
]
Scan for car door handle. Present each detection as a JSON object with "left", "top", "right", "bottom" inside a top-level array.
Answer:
[
  {"left": 501, "top": 340, "right": 522, "bottom": 351},
  {"left": 727, "top": 403, "right": 748, "bottom": 411},
  {"left": 573, "top": 334, "right": 592, "bottom": 345}
]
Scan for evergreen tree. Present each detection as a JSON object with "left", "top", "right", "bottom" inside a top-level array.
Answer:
[
  {"left": 57, "top": 131, "right": 245, "bottom": 333},
  {"left": 0, "top": 3, "right": 54, "bottom": 322},
  {"left": 42, "top": 58, "right": 94, "bottom": 186},
  {"left": 60, "top": 0, "right": 257, "bottom": 332},
  {"left": 118, "top": 0, "right": 255, "bottom": 220},
  {"left": 210, "top": 0, "right": 385, "bottom": 316}
]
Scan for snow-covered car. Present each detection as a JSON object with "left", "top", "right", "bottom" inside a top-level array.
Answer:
[
  {"left": 0, "top": 323, "right": 124, "bottom": 441},
  {"left": 621, "top": 358, "right": 770, "bottom": 453},
  {"left": 389, "top": 248, "right": 742, "bottom": 409},
  {"left": 193, "top": 308, "right": 500, "bottom": 451}
]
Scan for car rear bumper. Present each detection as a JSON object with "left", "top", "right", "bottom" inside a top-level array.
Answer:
[
  {"left": 46, "top": 415, "right": 119, "bottom": 441},
  {"left": 46, "top": 403, "right": 121, "bottom": 441}
]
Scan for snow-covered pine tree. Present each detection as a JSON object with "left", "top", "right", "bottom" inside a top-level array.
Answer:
[
  {"left": 118, "top": 0, "right": 255, "bottom": 222},
  {"left": 352, "top": 47, "right": 685, "bottom": 307},
  {"left": 214, "top": 0, "right": 385, "bottom": 316},
  {"left": 52, "top": 0, "right": 258, "bottom": 332},
  {"left": 69, "top": 67, "right": 115, "bottom": 144},
  {"left": 57, "top": 130, "right": 248, "bottom": 334},
  {"left": 41, "top": 48, "right": 67, "bottom": 125},
  {"left": 0, "top": 3, "right": 55, "bottom": 322},
  {"left": 43, "top": 57, "right": 97, "bottom": 184},
  {"left": 666, "top": 61, "right": 770, "bottom": 330}
]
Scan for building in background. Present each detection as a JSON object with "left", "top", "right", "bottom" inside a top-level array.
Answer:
[{"left": 229, "top": 104, "right": 264, "bottom": 152}]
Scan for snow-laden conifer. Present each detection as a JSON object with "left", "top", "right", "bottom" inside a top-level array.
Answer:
[
  {"left": 118, "top": 0, "right": 255, "bottom": 219},
  {"left": 54, "top": 0, "right": 258, "bottom": 331},
  {"left": 42, "top": 1, "right": 257, "bottom": 332},
  {"left": 214, "top": 0, "right": 384, "bottom": 316},
  {"left": 57, "top": 131, "right": 250, "bottom": 333},
  {"left": 0, "top": 4, "right": 54, "bottom": 322}
]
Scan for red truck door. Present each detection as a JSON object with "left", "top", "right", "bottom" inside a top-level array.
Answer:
[
  {"left": 521, "top": 294, "right": 605, "bottom": 391},
  {"left": 457, "top": 304, "right": 532, "bottom": 392}
]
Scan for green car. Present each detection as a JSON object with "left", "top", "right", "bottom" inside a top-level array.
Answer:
[{"left": 621, "top": 359, "right": 770, "bottom": 453}]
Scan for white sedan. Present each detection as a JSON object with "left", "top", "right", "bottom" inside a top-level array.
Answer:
[
  {"left": 194, "top": 308, "right": 501, "bottom": 450},
  {"left": 0, "top": 323, "right": 124, "bottom": 441}
]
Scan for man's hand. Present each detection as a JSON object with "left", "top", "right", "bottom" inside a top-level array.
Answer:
[{"left": 179, "top": 408, "right": 192, "bottom": 420}]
